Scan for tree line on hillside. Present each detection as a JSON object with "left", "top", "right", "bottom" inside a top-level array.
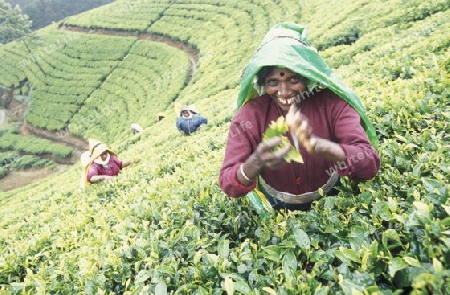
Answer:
[
  {"left": 0, "top": 0, "right": 32, "bottom": 44},
  {"left": 4, "top": 0, "right": 115, "bottom": 31}
]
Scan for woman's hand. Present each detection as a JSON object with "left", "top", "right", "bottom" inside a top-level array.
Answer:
[
  {"left": 252, "top": 137, "right": 291, "bottom": 169},
  {"left": 196, "top": 123, "right": 205, "bottom": 131},
  {"left": 90, "top": 175, "right": 115, "bottom": 183},
  {"left": 103, "top": 175, "right": 115, "bottom": 183},
  {"left": 286, "top": 104, "right": 317, "bottom": 154},
  {"left": 286, "top": 104, "right": 346, "bottom": 162},
  {"left": 237, "top": 137, "right": 290, "bottom": 186}
]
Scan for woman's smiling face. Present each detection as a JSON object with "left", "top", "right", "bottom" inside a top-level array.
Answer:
[
  {"left": 100, "top": 150, "right": 109, "bottom": 161},
  {"left": 264, "top": 67, "right": 307, "bottom": 113}
]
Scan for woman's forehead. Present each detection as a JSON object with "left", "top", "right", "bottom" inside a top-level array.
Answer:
[{"left": 266, "top": 67, "right": 297, "bottom": 78}]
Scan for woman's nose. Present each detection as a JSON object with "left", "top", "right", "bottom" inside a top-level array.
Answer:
[{"left": 277, "top": 82, "right": 292, "bottom": 98}]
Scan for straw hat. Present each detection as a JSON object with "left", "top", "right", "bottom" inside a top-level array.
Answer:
[
  {"left": 131, "top": 123, "right": 144, "bottom": 133},
  {"left": 80, "top": 150, "right": 91, "bottom": 168},
  {"left": 179, "top": 105, "right": 198, "bottom": 116},
  {"left": 89, "top": 139, "right": 115, "bottom": 161},
  {"left": 79, "top": 139, "right": 116, "bottom": 188},
  {"left": 80, "top": 139, "right": 115, "bottom": 168}
]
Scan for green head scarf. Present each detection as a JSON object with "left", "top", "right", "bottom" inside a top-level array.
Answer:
[{"left": 237, "top": 22, "right": 379, "bottom": 149}]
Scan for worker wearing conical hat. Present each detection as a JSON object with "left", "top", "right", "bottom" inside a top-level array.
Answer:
[
  {"left": 131, "top": 123, "right": 144, "bottom": 134},
  {"left": 80, "top": 139, "right": 134, "bottom": 188},
  {"left": 176, "top": 105, "right": 208, "bottom": 135}
]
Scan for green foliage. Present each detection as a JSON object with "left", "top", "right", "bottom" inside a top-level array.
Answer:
[
  {"left": 0, "top": 134, "right": 64, "bottom": 178},
  {"left": 68, "top": 40, "right": 189, "bottom": 142},
  {"left": 0, "top": 0, "right": 449, "bottom": 294},
  {"left": 0, "top": 150, "right": 56, "bottom": 180},
  {"left": 8, "top": 154, "right": 55, "bottom": 170},
  {"left": 16, "top": 0, "right": 114, "bottom": 30},
  {"left": 0, "top": 132, "right": 73, "bottom": 156},
  {"left": 0, "top": 166, "right": 7, "bottom": 178},
  {"left": 0, "top": 0, "right": 32, "bottom": 44},
  {"left": 0, "top": 151, "right": 19, "bottom": 165},
  {"left": 61, "top": 0, "right": 169, "bottom": 32},
  {"left": 304, "top": 0, "right": 450, "bottom": 51}
]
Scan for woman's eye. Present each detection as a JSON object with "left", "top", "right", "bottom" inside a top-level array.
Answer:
[
  {"left": 265, "top": 80, "right": 278, "bottom": 87},
  {"left": 290, "top": 77, "right": 301, "bottom": 84}
]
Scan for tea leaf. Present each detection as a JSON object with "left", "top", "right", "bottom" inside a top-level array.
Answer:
[
  {"left": 155, "top": 282, "right": 168, "bottom": 295},
  {"left": 334, "top": 247, "right": 361, "bottom": 264},
  {"left": 282, "top": 249, "right": 298, "bottom": 275},
  {"left": 382, "top": 229, "right": 402, "bottom": 250},
  {"left": 404, "top": 256, "right": 422, "bottom": 267},
  {"left": 263, "top": 116, "right": 303, "bottom": 163},
  {"left": 292, "top": 227, "right": 310, "bottom": 250},
  {"left": 442, "top": 204, "right": 450, "bottom": 216},
  {"left": 262, "top": 287, "right": 277, "bottom": 295},
  {"left": 433, "top": 258, "right": 443, "bottom": 273},
  {"left": 262, "top": 245, "right": 283, "bottom": 261},
  {"left": 224, "top": 276, "right": 234, "bottom": 295},
  {"left": 218, "top": 239, "right": 230, "bottom": 258},
  {"left": 234, "top": 281, "right": 252, "bottom": 294},
  {"left": 388, "top": 257, "right": 408, "bottom": 277}
]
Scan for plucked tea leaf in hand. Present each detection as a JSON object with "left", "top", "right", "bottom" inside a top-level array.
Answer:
[{"left": 263, "top": 116, "right": 303, "bottom": 163}]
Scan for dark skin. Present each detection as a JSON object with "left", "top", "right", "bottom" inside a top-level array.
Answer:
[
  {"left": 237, "top": 68, "right": 346, "bottom": 186},
  {"left": 181, "top": 110, "right": 192, "bottom": 118}
]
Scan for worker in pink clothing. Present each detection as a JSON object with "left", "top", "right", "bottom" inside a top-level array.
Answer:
[
  {"left": 81, "top": 139, "right": 135, "bottom": 186},
  {"left": 219, "top": 23, "right": 380, "bottom": 211}
]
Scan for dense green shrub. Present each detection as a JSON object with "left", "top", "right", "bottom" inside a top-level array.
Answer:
[
  {"left": 9, "top": 154, "right": 54, "bottom": 170},
  {"left": 0, "top": 167, "right": 8, "bottom": 178},
  {"left": 0, "top": 132, "right": 72, "bottom": 157}
]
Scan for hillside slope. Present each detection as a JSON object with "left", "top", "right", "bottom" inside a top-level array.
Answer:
[{"left": 0, "top": 0, "right": 449, "bottom": 293}]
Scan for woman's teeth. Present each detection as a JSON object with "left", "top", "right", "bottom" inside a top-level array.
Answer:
[{"left": 277, "top": 96, "right": 294, "bottom": 105}]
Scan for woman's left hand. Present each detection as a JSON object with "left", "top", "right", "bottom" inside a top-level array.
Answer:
[
  {"left": 286, "top": 104, "right": 347, "bottom": 162},
  {"left": 286, "top": 104, "right": 317, "bottom": 154}
]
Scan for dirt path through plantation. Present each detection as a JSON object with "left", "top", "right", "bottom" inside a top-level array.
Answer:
[{"left": 0, "top": 166, "right": 72, "bottom": 192}]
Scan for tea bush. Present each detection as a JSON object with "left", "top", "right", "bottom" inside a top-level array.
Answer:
[{"left": 0, "top": 132, "right": 72, "bottom": 157}]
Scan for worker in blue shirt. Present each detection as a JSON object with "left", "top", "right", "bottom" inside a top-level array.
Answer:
[{"left": 176, "top": 105, "right": 208, "bottom": 135}]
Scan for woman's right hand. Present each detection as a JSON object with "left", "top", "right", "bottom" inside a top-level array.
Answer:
[
  {"left": 252, "top": 136, "right": 291, "bottom": 169},
  {"left": 237, "top": 137, "right": 290, "bottom": 186},
  {"left": 89, "top": 175, "right": 115, "bottom": 183},
  {"left": 286, "top": 104, "right": 317, "bottom": 154},
  {"left": 103, "top": 175, "right": 114, "bottom": 183}
]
